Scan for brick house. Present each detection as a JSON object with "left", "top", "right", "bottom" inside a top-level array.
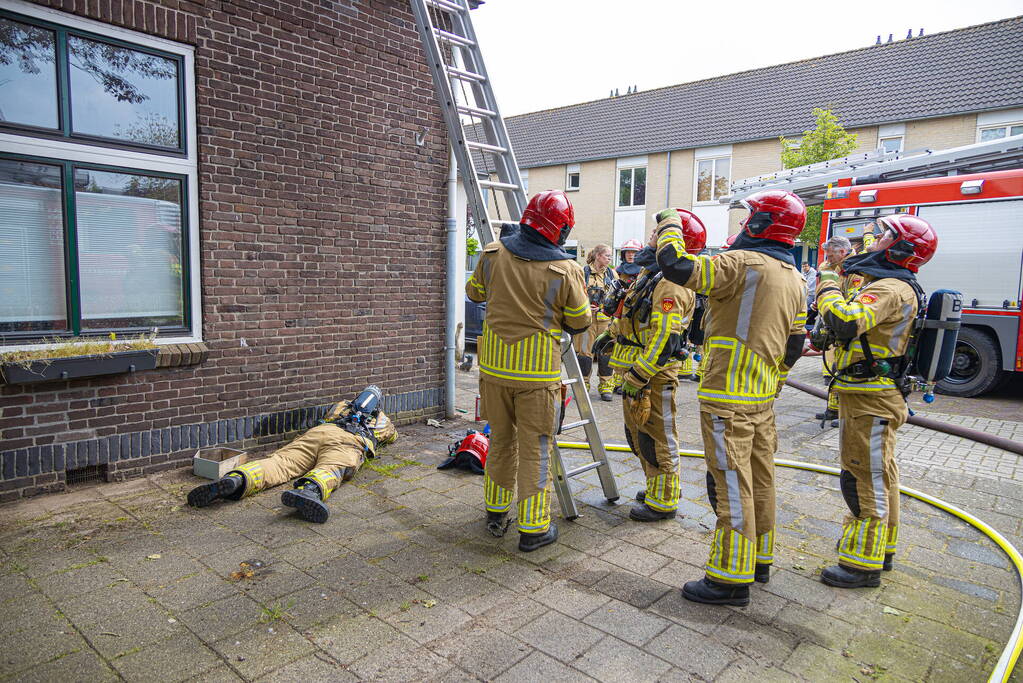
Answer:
[
  {"left": 0, "top": 0, "right": 453, "bottom": 500},
  {"left": 490, "top": 16, "right": 1023, "bottom": 264}
]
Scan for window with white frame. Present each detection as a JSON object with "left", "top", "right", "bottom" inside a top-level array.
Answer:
[
  {"left": 566, "top": 163, "right": 580, "bottom": 191},
  {"left": 695, "top": 156, "right": 730, "bottom": 203},
  {"left": 879, "top": 136, "right": 903, "bottom": 153},
  {"left": 979, "top": 122, "right": 1023, "bottom": 142},
  {"left": 618, "top": 166, "right": 646, "bottom": 207},
  {"left": 0, "top": 6, "right": 197, "bottom": 343}
]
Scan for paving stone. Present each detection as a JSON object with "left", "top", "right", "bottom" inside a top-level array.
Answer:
[
  {"left": 711, "top": 612, "right": 800, "bottom": 665},
  {"left": 431, "top": 625, "right": 532, "bottom": 680},
  {"left": 643, "top": 624, "right": 737, "bottom": 680},
  {"left": 256, "top": 654, "right": 358, "bottom": 682},
  {"left": 9, "top": 648, "right": 117, "bottom": 683},
  {"left": 0, "top": 624, "right": 86, "bottom": 675},
  {"left": 211, "top": 621, "right": 315, "bottom": 680},
  {"left": 759, "top": 568, "right": 835, "bottom": 610},
  {"left": 772, "top": 603, "right": 858, "bottom": 651},
  {"left": 72, "top": 600, "right": 187, "bottom": 659},
  {"left": 474, "top": 594, "right": 550, "bottom": 634},
  {"left": 150, "top": 568, "right": 243, "bottom": 612},
  {"left": 947, "top": 539, "right": 1011, "bottom": 568},
  {"left": 648, "top": 589, "right": 730, "bottom": 636},
  {"left": 349, "top": 639, "right": 453, "bottom": 681},
  {"left": 582, "top": 598, "right": 671, "bottom": 647},
  {"left": 591, "top": 570, "right": 671, "bottom": 609},
  {"left": 514, "top": 609, "right": 604, "bottom": 662},
  {"left": 843, "top": 632, "right": 936, "bottom": 682},
  {"left": 532, "top": 578, "right": 611, "bottom": 618},
  {"left": 111, "top": 633, "right": 221, "bottom": 681},
  {"left": 574, "top": 635, "right": 672, "bottom": 682},
  {"left": 930, "top": 575, "right": 1000, "bottom": 602},
  {"left": 178, "top": 593, "right": 267, "bottom": 641},
  {"left": 488, "top": 650, "right": 598, "bottom": 683},
  {"left": 33, "top": 560, "right": 125, "bottom": 598},
  {"left": 782, "top": 642, "right": 865, "bottom": 681}
]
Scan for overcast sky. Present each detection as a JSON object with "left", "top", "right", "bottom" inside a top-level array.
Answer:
[{"left": 470, "top": 0, "right": 1022, "bottom": 117}]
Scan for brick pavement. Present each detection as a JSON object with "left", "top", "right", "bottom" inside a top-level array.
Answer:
[{"left": 0, "top": 359, "right": 1020, "bottom": 681}]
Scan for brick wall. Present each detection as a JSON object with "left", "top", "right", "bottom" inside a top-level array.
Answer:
[{"left": 0, "top": 0, "right": 451, "bottom": 501}]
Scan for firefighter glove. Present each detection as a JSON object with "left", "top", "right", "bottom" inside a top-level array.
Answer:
[
  {"left": 622, "top": 374, "right": 644, "bottom": 398},
  {"left": 655, "top": 208, "right": 681, "bottom": 224},
  {"left": 625, "top": 389, "right": 652, "bottom": 425}
]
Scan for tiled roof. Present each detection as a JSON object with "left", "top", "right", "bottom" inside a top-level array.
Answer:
[{"left": 500, "top": 17, "right": 1023, "bottom": 169}]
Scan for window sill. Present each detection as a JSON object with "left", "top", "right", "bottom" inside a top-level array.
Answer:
[
  {"left": 0, "top": 342, "right": 207, "bottom": 385},
  {"left": 156, "top": 342, "right": 209, "bottom": 368},
  {"left": 566, "top": 187, "right": 580, "bottom": 192},
  {"left": 615, "top": 205, "right": 647, "bottom": 211}
]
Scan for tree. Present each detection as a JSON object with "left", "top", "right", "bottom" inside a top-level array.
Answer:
[{"left": 778, "top": 108, "right": 859, "bottom": 247}]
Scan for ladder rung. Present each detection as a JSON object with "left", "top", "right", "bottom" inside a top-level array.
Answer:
[
  {"left": 466, "top": 140, "right": 507, "bottom": 154},
  {"left": 479, "top": 179, "right": 519, "bottom": 191},
  {"left": 446, "top": 65, "right": 486, "bottom": 83},
  {"left": 425, "top": 0, "right": 464, "bottom": 13},
  {"left": 434, "top": 28, "right": 475, "bottom": 48},
  {"left": 458, "top": 104, "right": 496, "bottom": 118},
  {"left": 560, "top": 420, "right": 590, "bottom": 432},
  {"left": 565, "top": 462, "right": 603, "bottom": 478}
]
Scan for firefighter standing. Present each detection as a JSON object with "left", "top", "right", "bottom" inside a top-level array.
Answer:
[
  {"left": 815, "top": 215, "right": 937, "bottom": 588},
  {"left": 466, "top": 190, "right": 591, "bottom": 552},
  {"left": 611, "top": 216, "right": 703, "bottom": 521},
  {"left": 617, "top": 239, "right": 644, "bottom": 284},
  {"left": 655, "top": 191, "right": 808, "bottom": 606},
  {"left": 186, "top": 387, "right": 397, "bottom": 523},
  {"left": 573, "top": 244, "right": 618, "bottom": 400}
]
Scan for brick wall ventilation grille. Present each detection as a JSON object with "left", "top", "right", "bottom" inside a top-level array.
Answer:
[{"left": 66, "top": 465, "right": 107, "bottom": 487}]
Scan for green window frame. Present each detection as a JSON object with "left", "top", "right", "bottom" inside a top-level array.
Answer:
[
  {"left": 0, "top": 152, "right": 191, "bottom": 341},
  {"left": 0, "top": 8, "right": 187, "bottom": 155}
]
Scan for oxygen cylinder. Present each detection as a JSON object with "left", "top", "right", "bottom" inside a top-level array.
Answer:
[{"left": 913, "top": 289, "right": 963, "bottom": 383}]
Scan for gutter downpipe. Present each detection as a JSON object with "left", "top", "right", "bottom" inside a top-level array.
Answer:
[
  {"left": 445, "top": 145, "right": 458, "bottom": 418},
  {"left": 665, "top": 150, "right": 672, "bottom": 206}
]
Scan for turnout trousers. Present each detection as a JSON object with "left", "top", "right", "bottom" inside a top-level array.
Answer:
[
  {"left": 479, "top": 378, "right": 560, "bottom": 534},
  {"left": 229, "top": 425, "right": 366, "bottom": 500},
  {"left": 624, "top": 371, "right": 681, "bottom": 512},
  {"left": 700, "top": 406, "right": 778, "bottom": 585},
  {"left": 573, "top": 317, "right": 612, "bottom": 386},
  {"left": 836, "top": 389, "right": 905, "bottom": 570}
]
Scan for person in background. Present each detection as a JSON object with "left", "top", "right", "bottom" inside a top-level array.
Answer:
[{"left": 575, "top": 244, "right": 618, "bottom": 398}]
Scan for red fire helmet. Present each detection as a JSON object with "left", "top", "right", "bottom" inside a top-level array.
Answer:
[
  {"left": 521, "top": 190, "right": 575, "bottom": 245},
  {"left": 722, "top": 232, "right": 739, "bottom": 249},
  {"left": 674, "top": 209, "right": 708, "bottom": 254},
  {"left": 437, "top": 430, "right": 488, "bottom": 475},
  {"left": 740, "top": 190, "right": 806, "bottom": 246},
  {"left": 874, "top": 214, "right": 938, "bottom": 273}
]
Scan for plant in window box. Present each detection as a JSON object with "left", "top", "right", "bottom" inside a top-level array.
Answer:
[{"left": 0, "top": 332, "right": 160, "bottom": 385}]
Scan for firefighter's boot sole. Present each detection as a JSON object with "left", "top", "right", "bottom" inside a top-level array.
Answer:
[
  {"left": 282, "top": 488, "right": 330, "bottom": 524},
  {"left": 187, "top": 477, "right": 241, "bottom": 508}
]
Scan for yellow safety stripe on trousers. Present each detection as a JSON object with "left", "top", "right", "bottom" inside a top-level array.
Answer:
[
  {"left": 644, "top": 473, "right": 680, "bottom": 512},
  {"left": 467, "top": 273, "right": 485, "bottom": 297},
  {"left": 517, "top": 490, "right": 551, "bottom": 533},
  {"left": 231, "top": 462, "right": 266, "bottom": 497},
  {"left": 698, "top": 336, "right": 780, "bottom": 404},
  {"left": 838, "top": 517, "right": 887, "bottom": 570},
  {"left": 756, "top": 530, "right": 774, "bottom": 565},
  {"left": 484, "top": 474, "right": 514, "bottom": 513},
  {"left": 299, "top": 468, "right": 340, "bottom": 500},
  {"left": 705, "top": 527, "right": 756, "bottom": 584},
  {"left": 886, "top": 524, "right": 899, "bottom": 553},
  {"left": 635, "top": 309, "right": 681, "bottom": 378},
  {"left": 679, "top": 355, "right": 693, "bottom": 374},
  {"left": 597, "top": 375, "right": 617, "bottom": 393},
  {"left": 818, "top": 289, "right": 877, "bottom": 329},
  {"left": 479, "top": 324, "right": 561, "bottom": 382}
]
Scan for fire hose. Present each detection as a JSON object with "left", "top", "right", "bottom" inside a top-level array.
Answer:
[{"left": 555, "top": 438, "right": 1023, "bottom": 682}]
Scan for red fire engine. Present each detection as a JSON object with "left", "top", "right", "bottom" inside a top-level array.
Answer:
[{"left": 820, "top": 168, "right": 1023, "bottom": 396}]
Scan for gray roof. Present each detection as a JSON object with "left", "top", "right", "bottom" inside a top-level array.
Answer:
[{"left": 502, "top": 16, "right": 1023, "bottom": 169}]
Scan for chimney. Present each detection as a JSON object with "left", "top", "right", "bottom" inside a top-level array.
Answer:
[
  {"left": 918, "top": 28, "right": 924, "bottom": 37},
  {"left": 887, "top": 33, "right": 893, "bottom": 43},
  {"left": 906, "top": 28, "right": 913, "bottom": 39},
  {"left": 615, "top": 88, "right": 619, "bottom": 97},
  {"left": 875, "top": 35, "right": 881, "bottom": 45}
]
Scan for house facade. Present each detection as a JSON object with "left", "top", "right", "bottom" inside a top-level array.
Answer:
[
  {"left": 493, "top": 17, "right": 1023, "bottom": 264},
  {"left": 0, "top": 0, "right": 451, "bottom": 500}
]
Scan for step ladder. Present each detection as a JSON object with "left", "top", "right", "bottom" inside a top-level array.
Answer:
[{"left": 409, "top": 0, "right": 620, "bottom": 518}]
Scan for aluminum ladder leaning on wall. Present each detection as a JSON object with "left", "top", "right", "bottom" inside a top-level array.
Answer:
[{"left": 408, "top": 0, "right": 619, "bottom": 519}]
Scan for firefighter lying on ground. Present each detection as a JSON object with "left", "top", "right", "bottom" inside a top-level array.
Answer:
[
  {"left": 466, "top": 189, "right": 591, "bottom": 552},
  {"left": 814, "top": 215, "right": 938, "bottom": 589},
  {"left": 654, "top": 192, "right": 808, "bottom": 607},
  {"left": 594, "top": 217, "right": 703, "bottom": 522},
  {"left": 573, "top": 243, "right": 618, "bottom": 401},
  {"left": 186, "top": 386, "right": 397, "bottom": 523}
]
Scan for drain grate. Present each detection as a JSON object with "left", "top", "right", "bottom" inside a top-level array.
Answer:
[{"left": 66, "top": 464, "right": 107, "bottom": 487}]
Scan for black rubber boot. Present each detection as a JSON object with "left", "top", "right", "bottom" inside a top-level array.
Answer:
[
  {"left": 754, "top": 563, "right": 771, "bottom": 584},
  {"left": 486, "top": 511, "right": 510, "bottom": 538},
  {"left": 883, "top": 553, "right": 894, "bottom": 572},
  {"left": 281, "top": 482, "right": 329, "bottom": 523},
  {"left": 820, "top": 564, "right": 881, "bottom": 588},
  {"left": 518, "top": 523, "right": 558, "bottom": 552},
  {"left": 600, "top": 391, "right": 613, "bottom": 402},
  {"left": 629, "top": 503, "right": 677, "bottom": 522},
  {"left": 187, "top": 475, "right": 243, "bottom": 508},
  {"left": 815, "top": 408, "right": 838, "bottom": 421},
  {"left": 681, "top": 577, "right": 750, "bottom": 607}
]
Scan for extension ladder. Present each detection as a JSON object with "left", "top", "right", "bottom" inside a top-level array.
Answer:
[{"left": 409, "top": 0, "right": 620, "bottom": 518}]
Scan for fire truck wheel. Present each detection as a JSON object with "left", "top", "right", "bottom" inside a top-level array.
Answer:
[{"left": 936, "top": 327, "right": 1003, "bottom": 398}]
